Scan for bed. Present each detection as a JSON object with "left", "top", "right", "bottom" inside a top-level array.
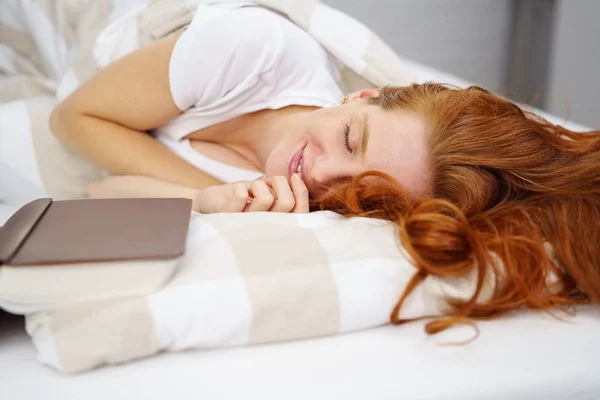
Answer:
[
  {"left": 1, "top": 57, "right": 599, "bottom": 399},
  {"left": 0, "top": 305, "right": 598, "bottom": 400},
  {"left": 1, "top": 0, "right": 600, "bottom": 396}
]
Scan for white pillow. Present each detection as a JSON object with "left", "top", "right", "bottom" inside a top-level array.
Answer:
[{"left": 5, "top": 211, "right": 485, "bottom": 373}]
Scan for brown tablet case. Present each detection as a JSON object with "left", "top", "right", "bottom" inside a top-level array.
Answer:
[{"left": 0, "top": 198, "right": 192, "bottom": 266}]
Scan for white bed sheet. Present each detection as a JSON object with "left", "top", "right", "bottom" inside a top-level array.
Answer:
[
  {"left": 1, "top": 307, "right": 599, "bottom": 400},
  {"left": 1, "top": 61, "right": 599, "bottom": 400}
]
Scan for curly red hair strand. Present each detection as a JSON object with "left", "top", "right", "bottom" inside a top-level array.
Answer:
[{"left": 315, "top": 83, "right": 600, "bottom": 334}]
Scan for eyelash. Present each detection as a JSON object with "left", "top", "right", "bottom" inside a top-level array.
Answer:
[{"left": 343, "top": 123, "right": 352, "bottom": 154}]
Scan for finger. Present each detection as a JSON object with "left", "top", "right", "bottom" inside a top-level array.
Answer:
[
  {"left": 290, "top": 173, "right": 310, "bottom": 213},
  {"left": 226, "top": 182, "right": 251, "bottom": 212},
  {"left": 246, "top": 180, "right": 275, "bottom": 212},
  {"left": 264, "top": 176, "right": 295, "bottom": 212}
]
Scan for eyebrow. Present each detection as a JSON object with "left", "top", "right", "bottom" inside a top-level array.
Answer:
[{"left": 360, "top": 111, "right": 370, "bottom": 155}]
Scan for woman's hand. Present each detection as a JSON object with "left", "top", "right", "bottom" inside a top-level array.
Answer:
[
  {"left": 86, "top": 174, "right": 310, "bottom": 214},
  {"left": 194, "top": 174, "right": 309, "bottom": 213}
]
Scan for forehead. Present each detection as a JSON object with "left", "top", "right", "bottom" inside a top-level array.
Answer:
[{"left": 363, "top": 106, "right": 432, "bottom": 197}]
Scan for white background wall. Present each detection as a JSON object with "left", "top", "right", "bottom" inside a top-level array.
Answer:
[
  {"left": 323, "top": 0, "right": 599, "bottom": 128},
  {"left": 323, "top": 0, "right": 513, "bottom": 92},
  {"left": 546, "top": 0, "right": 600, "bottom": 128}
]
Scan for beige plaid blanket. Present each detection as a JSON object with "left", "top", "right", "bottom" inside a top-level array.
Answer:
[{"left": 1, "top": 0, "right": 486, "bottom": 373}]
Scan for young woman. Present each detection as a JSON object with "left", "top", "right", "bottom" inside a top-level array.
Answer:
[{"left": 50, "top": 7, "right": 600, "bottom": 330}]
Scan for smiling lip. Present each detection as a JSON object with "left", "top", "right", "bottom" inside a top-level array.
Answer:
[{"left": 288, "top": 144, "right": 306, "bottom": 180}]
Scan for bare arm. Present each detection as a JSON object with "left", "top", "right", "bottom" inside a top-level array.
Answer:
[
  {"left": 49, "top": 34, "right": 221, "bottom": 189},
  {"left": 88, "top": 175, "right": 202, "bottom": 209},
  {"left": 89, "top": 174, "right": 310, "bottom": 214}
]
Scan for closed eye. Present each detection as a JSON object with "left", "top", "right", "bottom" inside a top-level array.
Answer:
[{"left": 343, "top": 122, "right": 352, "bottom": 153}]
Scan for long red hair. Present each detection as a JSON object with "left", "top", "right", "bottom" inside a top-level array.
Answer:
[{"left": 316, "top": 83, "right": 600, "bottom": 334}]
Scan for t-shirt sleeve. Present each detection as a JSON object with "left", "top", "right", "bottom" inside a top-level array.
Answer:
[{"left": 168, "top": 7, "right": 283, "bottom": 111}]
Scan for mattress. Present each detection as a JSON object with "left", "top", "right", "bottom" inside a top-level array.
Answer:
[
  {"left": 1, "top": 61, "right": 599, "bottom": 400},
  {"left": 1, "top": 307, "right": 599, "bottom": 400}
]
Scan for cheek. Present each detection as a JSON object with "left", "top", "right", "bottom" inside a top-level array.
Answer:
[{"left": 370, "top": 144, "right": 431, "bottom": 198}]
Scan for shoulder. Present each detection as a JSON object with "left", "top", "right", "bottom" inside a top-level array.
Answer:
[
  {"left": 203, "top": 7, "right": 333, "bottom": 72},
  {"left": 168, "top": 7, "right": 287, "bottom": 110},
  {"left": 186, "top": 7, "right": 286, "bottom": 59},
  {"left": 263, "top": 10, "right": 343, "bottom": 101},
  {"left": 169, "top": 6, "right": 341, "bottom": 111}
]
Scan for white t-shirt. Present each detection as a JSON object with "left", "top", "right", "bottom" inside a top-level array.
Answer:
[{"left": 152, "top": 6, "right": 344, "bottom": 182}]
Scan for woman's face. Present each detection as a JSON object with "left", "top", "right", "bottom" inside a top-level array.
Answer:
[{"left": 265, "top": 89, "right": 432, "bottom": 199}]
